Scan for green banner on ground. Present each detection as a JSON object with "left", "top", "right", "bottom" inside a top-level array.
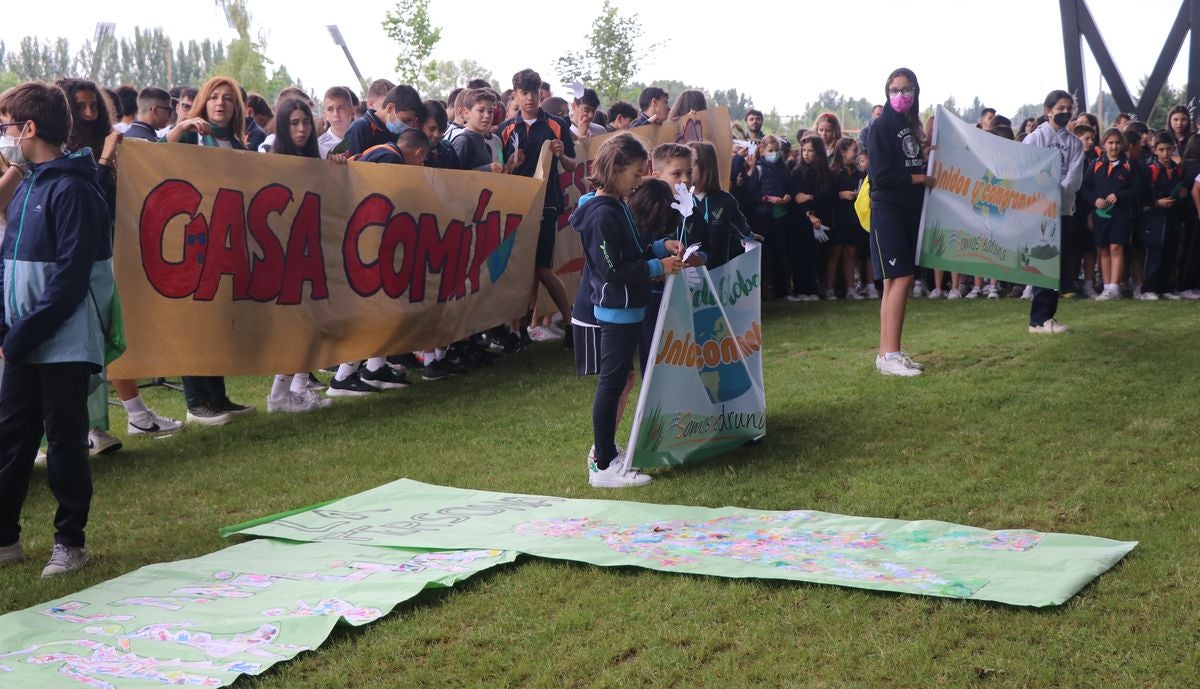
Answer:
[
  {"left": 0, "top": 539, "right": 514, "bottom": 688},
  {"left": 627, "top": 245, "right": 765, "bottom": 469},
  {"left": 224, "top": 480, "right": 1136, "bottom": 607}
]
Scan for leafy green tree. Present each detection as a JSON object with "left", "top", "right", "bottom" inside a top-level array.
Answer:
[
  {"left": 173, "top": 39, "right": 226, "bottom": 88},
  {"left": 710, "top": 88, "right": 753, "bottom": 122},
  {"left": 416, "top": 59, "right": 495, "bottom": 101},
  {"left": 555, "top": 0, "right": 654, "bottom": 103},
  {"left": 208, "top": 1, "right": 297, "bottom": 98},
  {"left": 382, "top": 0, "right": 442, "bottom": 86},
  {"left": 6, "top": 37, "right": 72, "bottom": 82}
]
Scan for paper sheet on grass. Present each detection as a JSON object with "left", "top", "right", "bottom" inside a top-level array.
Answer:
[
  {"left": 0, "top": 539, "right": 514, "bottom": 688},
  {"left": 223, "top": 479, "right": 1136, "bottom": 607}
]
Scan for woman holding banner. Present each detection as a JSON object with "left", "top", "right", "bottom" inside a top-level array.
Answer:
[
  {"left": 1022, "top": 90, "right": 1083, "bottom": 334},
  {"left": 867, "top": 68, "right": 936, "bottom": 377}
]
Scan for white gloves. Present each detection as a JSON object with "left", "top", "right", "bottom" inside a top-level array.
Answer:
[{"left": 813, "top": 225, "right": 830, "bottom": 243}]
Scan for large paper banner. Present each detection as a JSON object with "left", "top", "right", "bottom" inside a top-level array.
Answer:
[
  {"left": 224, "top": 480, "right": 1137, "bottom": 607},
  {"left": 0, "top": 539, "right": 514, "bottom": 688},
  {"left": 918, "top": 106, "right": 1062, "bottom": 288},
  {"left": 109, "top": 140, "right": 552, "bottom": 378},
  {"left": 627, "top": 244, "right": 765, "bottom": 469},
  {"left": 536, "top": 107, "right": 734, "bottom": 315}
]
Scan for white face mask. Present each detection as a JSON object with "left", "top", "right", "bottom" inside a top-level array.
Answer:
[{"left": 0, "top": 122, "right": 29, "bottom": 167}]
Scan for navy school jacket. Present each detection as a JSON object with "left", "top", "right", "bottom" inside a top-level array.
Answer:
[
  {"left": 344, "top": 111, "right": 394, "bottom": 157},
  {"left": 1082, "top": 155, "right": 1145, "bottom": 224},
  {"left": 1141, "top": 158, "right": 1184, "bottom": 245},
  {"left": 0, "top": 150, "right": 113, "bottom": 369},
  {"left": 788, "top": 164, "right": 836, "bottom": 226},
  {"left": 698, "top": 190, "right": 751, "bottom": 270},
  {"left": 867, "top": 104, "right": 925, "bottom": 208},
  {"left": 498, "top": 109, "right": 574, "bottom": 210},
  {"left": 570, "top": 193, "right": 669, "bottom": 324}
]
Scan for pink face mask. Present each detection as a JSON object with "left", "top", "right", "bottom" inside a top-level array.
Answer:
[{"left": 889, "top": 93, "right": 915, "bottom": 113}]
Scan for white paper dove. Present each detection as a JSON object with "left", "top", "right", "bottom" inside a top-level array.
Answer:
[
  {"left": 569, "top": 81, "right": 586, "bottom": 101},
  {"left": 733, "top": 139, "right": 758, "bottom": 158},
  {"left": 671, "top": 183, "right": 696, "bottom": 219}
]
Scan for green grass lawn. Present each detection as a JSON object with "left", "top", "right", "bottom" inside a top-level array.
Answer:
[{"left": 3, "top": 298, "right": 1198, "bottom": 688}]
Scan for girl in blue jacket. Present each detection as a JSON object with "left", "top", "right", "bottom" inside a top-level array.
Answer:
[{"left": 571, "top": 134, "right": 683, "bottom": 488}]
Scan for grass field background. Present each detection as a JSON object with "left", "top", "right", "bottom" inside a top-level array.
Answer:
[{"left": 2, "top": 298, "right": 1196, "bottom": 688}]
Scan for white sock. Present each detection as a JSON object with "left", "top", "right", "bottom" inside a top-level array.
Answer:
[
  {"left": 270, "top": 374, "right": 293, "bottom": 398},
  {"left": 434, "top": 348, "right": 447, "bottom": 361},
  {"left": 421, "top": 351, "right": 436, "bottom": 362},
  {"left": 365, "top": 357, "right": 387, "bottom": 372},
  {"left": 335, "top": 363, "right": 358, "bottom": 381},
  {"left": 883, "top": 351, "right": 902, "bottom": 360},
  {"left": 121, "top": 395, "right": 149, "bottom": 416},
  {"left": 289, "top": 372, "right": 310, "bottom": 394}
]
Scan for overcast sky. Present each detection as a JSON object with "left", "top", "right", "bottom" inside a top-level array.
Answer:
[{"left": 5, "top": 0, "right": 1191, "bottom": 119}]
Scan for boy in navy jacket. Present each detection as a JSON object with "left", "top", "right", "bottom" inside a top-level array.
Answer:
[
  {"left": 1141, "top": 132, "right": 1187, "bottom": 298},
  {"left": 0, "top": 82, "right": 113, "bottom": 577}
]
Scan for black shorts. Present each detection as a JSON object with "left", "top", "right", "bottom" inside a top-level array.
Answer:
[
  {"left": 869, "top": 202, "right": 921, "bottom": 279},
  {"left": 536, "top": 207, "right": 559, "bottom": 269},
  {"left": 1093, "top": 217, "right": 1131, "bottom": 248},
  {"left": 573, "top": 323, "right": 601, "bottom": 376}
]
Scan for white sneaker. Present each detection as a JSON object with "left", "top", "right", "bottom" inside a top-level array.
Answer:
[
  {"left": 41, "top": 543, "right": 88, "bottom": 578},
  {"left": 928, "top": 288, "right": 943, "bottom": 299},
  {"left": 1132, "top": 285, "right": 1143, "bottom": 300},
  {"left": 947, "top": 287, "right": 962, "bottom": 300},
  {"left": 88, "top": 429, "right": 122, "bottom": 457},
  {"left": 1139, "top": 291, "right": 1159, "bottom": 301},
  {"left": 1029, "top": 318, "right": 1070, "bottom": 334},
  {"left": 802, "top": 294, "right": 821, "bottom": 302},
  {"left": 898, "top": 351, "right": 925, "bottom": 371},
  {"left": 784, "top": 294, "right": 803, "bottom": 302},
  {"left": 965, "top": 286, "right": 981, "bottom": 299},
  {"left": 1095, "top": 286, "right": 1121, "bottom": 301},
  {"left": 865, "top": 283, "right": 880, "bottom": 299},
  {"left": 1163, "top": 291, "right": 1182, "bottom": 300},
  {"left": 823, "top": 289, "right": 837, "bottom": 300},
  {"left": 588, "top": 455, "right": 651, "bottom": 488},
  {"left": 911, "top": 282, "right": 927, "bottom": 298},
  {"left": 1020, "top": 285, "right": 1033, "bottom": 300},
  {"left": 845, "top": 287, "right": 863, "bottom": 300},
  {"left": 986, "top": 284, "right": 1000, "bottom": 299},
  {"left": 1180, "top": 289, "right": 1200, "bottom": 300},
  {"left": 299, "top": 388, "right": 334, "bottom": 409},
  {"left": 543, "top": 323, "right": 566, "bottom": 338},
  {"left": 528, "top": 325, "right": 562, "bottom": 342},
  {"left": 875, "top": 354, "right": 922, "bottom": 377},
  {"left": 1082, "top": 281, "right": 1098, "bottom": 298},
  {"left": 126, "top": 409, "right": 184, "bottom": 436}
]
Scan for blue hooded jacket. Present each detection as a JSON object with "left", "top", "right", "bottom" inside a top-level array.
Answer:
[
  {"left": 571, "top": 192, "right": 669, "bottom": 324},
  {"left": 0, "top": 149, "right": 113, "bottom": 370}
]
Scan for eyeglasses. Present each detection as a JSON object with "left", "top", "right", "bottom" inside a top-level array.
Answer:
[
  {"left": 887, "top": 87, "right": 918, "bottom": 97},
  {"left": 0, "top": 120, "right": 27, "bottom": 128}
]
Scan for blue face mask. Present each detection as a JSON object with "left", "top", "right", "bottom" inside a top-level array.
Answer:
[
  {"left": 386, "top": 114, "right": 409, "bottom": 135},
  {"left": 764, "top": 152, "right": 779, "bottom": 164}
]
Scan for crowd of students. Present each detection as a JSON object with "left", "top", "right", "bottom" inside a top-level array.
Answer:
[{"left": 3, "top": 64, "right": 1200, "bottom": 573}]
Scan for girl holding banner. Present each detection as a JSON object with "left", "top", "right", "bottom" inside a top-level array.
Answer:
[
  {"left": 1022, "top": 90, "right": 1083, "bottom": 333},
  {"left": 867, "top": 68, "right": 936, "bottom": 377}
]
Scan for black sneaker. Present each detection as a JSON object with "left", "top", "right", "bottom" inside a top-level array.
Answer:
[
  {"left": 422, "top": 358, "right": 450, "bottom": 380},
  {"left": 326, "top": 373, "right": 379, "bottom": 397},
  {"left": 186, "top": 405, "right": 233, "bottom": 426},
  {"left": 214, "top": 399, "right": 256, "bottom": 416},
  {"left": 502, "top": 332, "right": 524, "bottom": 353},
  {"left": 360, "top": 365, "right": 411, "bottom": 389},
  {"left": 445, "top": 355, "right": 469, "bottom": 376}
]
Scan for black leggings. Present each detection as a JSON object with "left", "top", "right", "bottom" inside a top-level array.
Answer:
[{"left": 592, "top": 322, "right": 640, "bottom": 468}]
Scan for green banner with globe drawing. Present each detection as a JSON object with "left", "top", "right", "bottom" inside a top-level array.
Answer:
[
  {"left": 918, "top": 106, "right": 1062, "bottom": 288},
  {"left": 626, "top": 245, "right": 765, "bottom": 470},
  {"left": 0, "top": 539, "right": 514, "bottom": 688}
]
